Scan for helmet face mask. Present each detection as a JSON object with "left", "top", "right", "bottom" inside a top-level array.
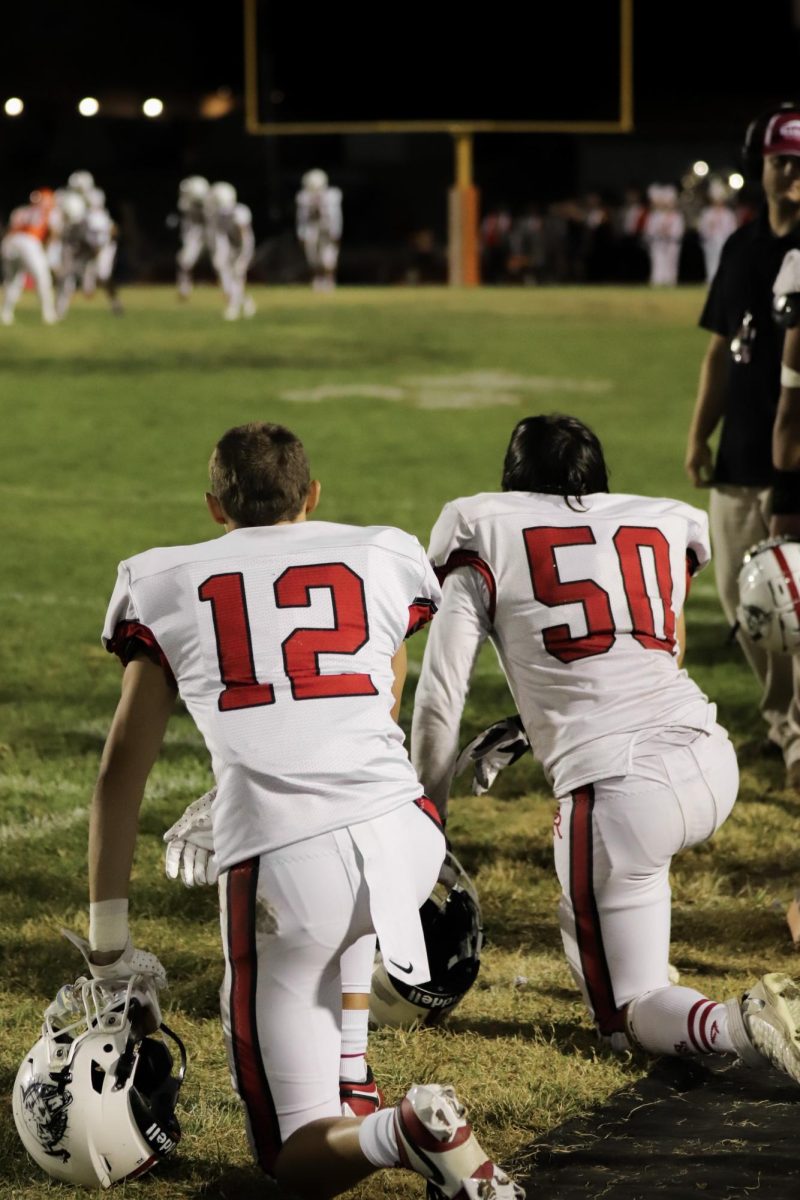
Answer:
[
  {"left": 737, "top": 537, "right": 800, "bottom": 654},
  {"left": 13, "top": 976, "right": 186, "bottom": 1189},
  {"left": 370, "top": 851, "right": 484, "bottom": 1028}
]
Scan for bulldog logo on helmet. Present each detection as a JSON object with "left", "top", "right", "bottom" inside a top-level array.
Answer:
[{"left": 20, "top": 1079, "right": 73, "bottom": 1163}]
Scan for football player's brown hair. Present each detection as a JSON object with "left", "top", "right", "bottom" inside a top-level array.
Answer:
[
  {"left": 209, "top": 422, "right": 311, "bottom": 526},
  {"left": 501, "top": 413, "right": 609, "bottom": 503}
]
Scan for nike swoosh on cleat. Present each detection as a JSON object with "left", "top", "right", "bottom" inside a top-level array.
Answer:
[{"left": 390, "top": 959, "right": 414, "bottom": 974}]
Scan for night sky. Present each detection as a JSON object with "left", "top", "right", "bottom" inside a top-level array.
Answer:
[
  {"left": 5, "top": 1, "right": 800, "bottom": 134},
  {"left": 3, "top": 1, "right": 800, "bottom": 262}
]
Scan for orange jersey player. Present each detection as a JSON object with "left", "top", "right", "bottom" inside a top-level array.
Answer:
[{"left": 2, "top": 189, "right": 57, "bottom": 324}]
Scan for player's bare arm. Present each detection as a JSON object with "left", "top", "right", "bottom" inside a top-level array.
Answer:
[
  {"left": 390, "top": 642, "right": 407, "bottom": 722},
  {"left": 685, "top": 332, "right": 729, "bottom": 487},
  {"left": 88, "top": 655, "right": 175, "bottom": 954}
]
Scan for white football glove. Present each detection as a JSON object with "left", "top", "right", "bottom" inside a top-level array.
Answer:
[
  {"left": 454, "top": 715, "right": 531, "bottom": 795},
  {"left": 60, "top": 928, "right": 167, "bottom": 1028},
  {"left": 775, "top": 249, "right": 800, "bottom": 299},
  {"left": 164, "top": 787, "right": 218, "bottom": 886}
]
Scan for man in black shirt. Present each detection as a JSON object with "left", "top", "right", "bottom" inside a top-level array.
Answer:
[{"left": 685, "top": 109, "right": 800, "bottom": 787}]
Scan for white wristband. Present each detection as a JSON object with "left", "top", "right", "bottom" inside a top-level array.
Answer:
[
  {"left": 89, "top": 899, "right": 129, "bottom": 953},
  {"left": 781, "top": 363, "right": 800, "bottom": 388}
]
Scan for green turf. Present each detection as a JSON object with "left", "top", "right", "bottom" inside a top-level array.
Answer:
[{"left": 1, "top": 285, "right": 796, "bottom": 1198}]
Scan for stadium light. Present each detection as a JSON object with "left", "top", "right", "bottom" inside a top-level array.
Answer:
[
  {"left": 78, "top": 97, "right": 99, "bottom": 117},
  {"left": 692, "top": 160, "right": 709, "bottom": 177},
  {"left": 142, "top": 97, "right": 164, "bottom": 118},
  {"left": 4, "top": 97, "right": 24, "bottom": 117},
  {"left": 728, "top": 172, "right": 745, "bottom": 191}
]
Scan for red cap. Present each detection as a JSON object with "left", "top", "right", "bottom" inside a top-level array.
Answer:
[{"left": 763, "top": 112, "right": 800, "bottom": 156}]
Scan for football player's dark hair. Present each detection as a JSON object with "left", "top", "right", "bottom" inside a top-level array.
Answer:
[
  {"left": 209, "top": 422, "right": 311, "bottom": 526},
  {"left": 501, "top": 414, "right": 609, "bottom": 504}
]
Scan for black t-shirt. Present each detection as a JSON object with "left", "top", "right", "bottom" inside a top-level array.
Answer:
[{"left": 699, "top": 209, "right": 800, "bottom": 486}]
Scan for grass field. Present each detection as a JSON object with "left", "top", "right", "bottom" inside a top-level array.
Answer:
[{"left": 1, "top": 285, "right": 798, "bottom": 1199}]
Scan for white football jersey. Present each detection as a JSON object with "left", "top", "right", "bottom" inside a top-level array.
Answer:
[
  {"left": 296, "top": 187, "right": 343, "bottom": 240},
  {"left": 102, "top": 521, "right": 440, "bottom": 870},
  {"left": 412, "top": 491, "right": 716, "bottom": 801}
]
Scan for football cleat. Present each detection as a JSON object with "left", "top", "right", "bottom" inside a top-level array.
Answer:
[
  {"left": 340, "top": 1065, "right": 384, "bottom": 1117},
  {"left": 394, "top": 1084, "right": 524, "bottom": 1199},
  {"left": 726, "top": 972, "right": 800, "bottom": 1081}
]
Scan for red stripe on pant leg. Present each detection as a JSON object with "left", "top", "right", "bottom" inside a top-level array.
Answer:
[
  {"left": 569, "top": 786, "right": 625, "bottom": 1036},
  {"left": 227, "top": 859, "right": 283, "bottom": 1175}
]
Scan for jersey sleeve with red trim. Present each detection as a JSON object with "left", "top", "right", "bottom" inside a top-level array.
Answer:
[
  {"left": 101, "top": 562, "right": 176, "bottom": 684},
  {"left": 683, "top": 504, "right": 711, "bottom": 573},
  {"left": 427, "top": 500, "right": 497, "bottom": 620},
  {"left": 406, "top": 542, "right": 441, "bottom": 637}
]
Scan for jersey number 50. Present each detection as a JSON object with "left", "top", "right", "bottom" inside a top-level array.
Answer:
[
  {"left": 523, "top": 525, "right": 676, "bottom": 663},
  {"left": 199, "top": 563, "right": 378, "bottom": 710}
]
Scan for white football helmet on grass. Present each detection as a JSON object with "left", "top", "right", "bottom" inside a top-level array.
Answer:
[
  {"left": 737, "top": 537, "right": 800, "bottom": 653},
  {"left": 370, "top": 851, "right": 484, "bottom": 1028},
  {"left": 13, "top": 975, "right": 186, "bottom": 1189}
]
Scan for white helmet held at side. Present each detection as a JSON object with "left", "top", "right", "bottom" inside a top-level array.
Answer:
[
  {"left": 179, "top": 175, "right": 209, "bottom": 202},
  {"left": 208, "top": 181, "right": 237, "bottom": 212},
  {"left": 67, "top": 170, "right": 95, "bottom": 195},
  {"left": 737, "top": 537, "right": 800, "bottom": 653},
  {"left": 13, "top": 975, "right": 186, "bottom": 1189},
  {"left": 369, "top": 851, "right": 484, "bottom": 1028},
  {"left": 303, "top": 168, "right": 328, "bottom": 192}
]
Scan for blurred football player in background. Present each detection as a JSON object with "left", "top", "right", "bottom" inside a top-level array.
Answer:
[
  {"left": 79, "top": 422, "right": 520, "bottom": 1199},
  {"left": 1, "top": 187, "right": 57, "bottom": 325},
  {"left": 698, "top": 178, "right": 737, "bottom": 283},
  {"left": 52, "top": 190, "right": 88, "bottom": 320},
  {"left": 411, "top": 413, "right": 800, "bottom": 1084},
  {"left": 296, "top": 169, "right": 343, "bottom": 290},
  {"left": 642, "top": 183, "right": 685, "bottom": 285},
  {"left": 205, "top": 181, "right": 256, "bottom": 320},
  {"left": 81, "top": 187, "right": 123, "bottom": 314},
  {"left": 175, "top": 175, "right": 210, "bottom": 299}
]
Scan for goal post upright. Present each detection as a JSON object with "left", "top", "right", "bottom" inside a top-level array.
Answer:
[{"left": 242, "top": 0, "right": 633, "bottom": 287}]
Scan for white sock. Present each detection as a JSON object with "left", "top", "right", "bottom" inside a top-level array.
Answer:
[
  {"left": 626, "top": 986, "right": 734, "bottom": 1055},
  {"left": 358, "top": 1108, "right": 399, "bottom": 1168},
  {"left": 340, "top": 1007, "right": 369, "bottom": 1082}
]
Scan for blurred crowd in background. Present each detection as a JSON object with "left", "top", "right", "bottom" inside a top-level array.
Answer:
[{"left": 1, "top": 168, "right": 755, "bottom": 291}]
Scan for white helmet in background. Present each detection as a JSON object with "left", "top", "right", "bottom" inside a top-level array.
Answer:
[
  {"left": 86, "top": 187, "right": 106, "bottom": 211},
  {"left": 59, "top": 192, "right": 87, "bottom": 224},
  {"left": 67, "top": 170, "right": 95, "bottom": 195},
  {"left": 369, "top": 851, "right": 484, "bottom": 1028},
  {"left": 13, "top": 975, "right": 186, "bottom": 1189},
  {"left": 737, "top": 538, "right": 800, "bottom": 654},
  {"left": 179, "top": 175, "right": 209, "bottom": 202},
  {"left": 303, "top": 169, "right": 328, "bottom": 192},
  {"left": 208, "top": 181, "right": 237, "bottom": 213}
]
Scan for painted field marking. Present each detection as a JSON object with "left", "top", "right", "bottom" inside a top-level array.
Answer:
[{"left": 281, "top": 369, "right": 612, "bottom": 409}]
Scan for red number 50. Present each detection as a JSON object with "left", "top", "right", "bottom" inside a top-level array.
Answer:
[{"left": 522, "top": 525, "right": 675, "bottom": 664}]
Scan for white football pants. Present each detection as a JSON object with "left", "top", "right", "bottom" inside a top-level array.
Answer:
[
  {"left": 554, "top": 724, "right": 738, "bottom": 1039},
  {"left": 2, "top": 232, "right": 56, "bottom": 324},
  {"left": 176, "top": 223, "right": 208, "bottom": 296},
  {"left": 217, "top": 800, "right": 445, "bottom": 1175}
]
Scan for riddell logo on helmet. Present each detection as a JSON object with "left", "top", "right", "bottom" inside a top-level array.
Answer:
[
  {"left": 144, "top": 1121, "right": 177, "bottom": 1156},
  {"left": 404, "top": 987, "right": 459, "bottom": 1010}
]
